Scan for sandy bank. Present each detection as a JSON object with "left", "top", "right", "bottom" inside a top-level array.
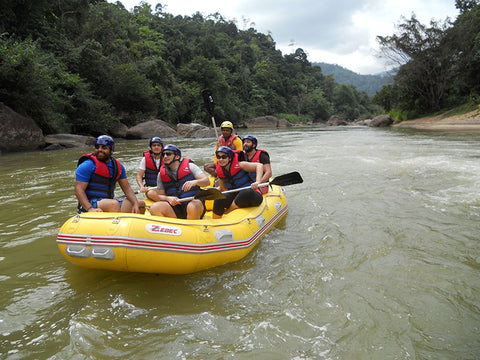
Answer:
[{"left": 392, "top": 108, "right": 480, "bottom": 131}]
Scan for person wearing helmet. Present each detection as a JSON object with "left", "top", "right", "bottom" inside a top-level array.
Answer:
[
  {"left": 149, "top": 145, "right": 210, "bottom": 219},
  {"left": 204, "top": 120, "right": 243, "bottom": 177},
  {"left": 136, "top": 136, "right": 163, "bottom": 199},
  {"left": 212, "top": 146, "right": 264, "bottom": 219},
  {"left": 242, "top": 135, "right": 272, "bottom": 194},
  {"left": 75, "top": 135, "right": 145, "bottom": 214}
]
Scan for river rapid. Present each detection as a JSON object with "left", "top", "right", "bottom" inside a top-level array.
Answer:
[{"left": 1, "top": 126, "right": 480, "bottom": 359}]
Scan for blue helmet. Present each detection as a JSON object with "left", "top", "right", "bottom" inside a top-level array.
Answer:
[
  {"left": 95, "top": 135, "right": 115, "bottom": 152},
  {"left": 162, "top": 144, "right": 181, "bottom": 158},
  {"left": 149, "top": 136, "right": 163, "bottom": 147},
  {"left": 216, "top": 146, "right": 233, "bottom": 159},
  {"left": 242, "top": 135, "right": 257, "bottom": 147}
]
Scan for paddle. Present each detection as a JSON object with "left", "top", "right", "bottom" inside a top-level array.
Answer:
[
  {"left": 221, "top": 171, "right": 303, "bottom": 195},
  {"left": 201, "top": 88, "right": 219, "bottom": 140},
  {"left": 117, "top": 187, "right": 225, "bottom": 202},
  {"left": 178, "top": 187, "right": 226, "bottom": 203}
]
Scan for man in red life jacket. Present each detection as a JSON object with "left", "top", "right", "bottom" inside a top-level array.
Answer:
[
  {"left": 136, "top": 136, "right": 163, "bottom": 199},
  {"left": 149, "top": 145, "right": 210, "bottom": 219},
  {"left": 75, "top": 135, "right": 145, "bottom": 213},
  {"left": 204, "top": 121, "right": 243, "bottom": 176},
  {"left": 242, "top": 135, "right": 272, "bottom": 194}
]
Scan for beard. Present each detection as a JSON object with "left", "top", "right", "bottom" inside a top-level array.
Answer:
[{"left": 244, "top": 144, "right": 254, "bottom": 153}]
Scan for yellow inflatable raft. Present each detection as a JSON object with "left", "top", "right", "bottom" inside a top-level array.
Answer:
[{"left": 57, "top": 184, "right": 288, "bottom": 274}]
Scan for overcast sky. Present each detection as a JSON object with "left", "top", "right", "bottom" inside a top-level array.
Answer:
[{"left": 109, "top": 0, "right": 459, "bottom": 75}]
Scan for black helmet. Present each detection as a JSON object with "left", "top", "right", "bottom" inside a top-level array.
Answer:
[
  {"left": 162, "top": 144, "right": 181, "bottom": 158},
  {"left": 149, "top": 136, "right": 163, "bottom": 147},
  {"left": 242, "top": 135, "right": 257, "bottom": 147},
  {"left": 216, "top": 146, "right": 234, "bottom": 159},
  {"left": 95, "top": 135, "right": 115, "bottom": 152}
]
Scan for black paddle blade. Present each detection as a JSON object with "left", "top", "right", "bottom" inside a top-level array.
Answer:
[
  {"left": 270, "top": 172, "right": 303, "bottom": 187},
  {"left": 201, "top": 88, "right": 215, "bottom": 115},
  {"left": 194, "top": 187, "right": 225, "bottom": 201}
]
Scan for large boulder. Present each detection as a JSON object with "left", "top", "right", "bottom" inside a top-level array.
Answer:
[
  {"left": 43, "top": 134, "right": 95, "bottom": 151},
  {"left": 0, "top": 103, "right": 45, "bottom": 152},
  {"left": 245, "top": 116, "right": 292, "bottom": 128},
  {"left": 278, "top": 118, "right": 293, "bottom": 128},
  {"left": 126, "top": 119, "right": 177, "bottom": 139},
  {"left": 326, "top": 115, "right": 348, "bottom": 126},
  {"left": 110, "top": 122, "right": 129, "bottom": 138},
  {"left": 369, "top": 114, "right": 393, "bottom": 127},
  {"left": 176, "top": 123, "right": 216, "bottom": 138}
]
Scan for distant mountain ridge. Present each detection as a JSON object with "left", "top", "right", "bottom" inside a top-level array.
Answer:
[{"left": 313, "top": 62, "right": 393, "bottom": 96}]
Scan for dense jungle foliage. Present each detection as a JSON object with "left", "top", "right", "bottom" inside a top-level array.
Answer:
[
  {"left": 374, "top": 0, "right": 480, "bottom": 119},
  {"left": 1, "top": 1, "right": 478, "bottom": 135},
  {"left": 0, "top": 0, "right": 379, "bottom": 135}
]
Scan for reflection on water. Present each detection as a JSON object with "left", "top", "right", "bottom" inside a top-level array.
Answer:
[{"left": 1, "top": 127, "right": 480, "bottom": 359}]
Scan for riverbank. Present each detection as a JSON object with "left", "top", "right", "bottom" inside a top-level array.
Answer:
[{"left": 393, "top": 107, "right": 480, "bottom": 131}]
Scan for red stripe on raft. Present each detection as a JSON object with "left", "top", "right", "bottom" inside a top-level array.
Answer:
[{"left": 57, "top": 205, "right": 287, "bottom": 254}]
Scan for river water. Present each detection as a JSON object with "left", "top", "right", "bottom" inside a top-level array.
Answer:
[{"left": 1, "top": 126, "right": 480, "bottom": 359}]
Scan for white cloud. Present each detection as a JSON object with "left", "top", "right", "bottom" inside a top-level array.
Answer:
[{"left": 110, "top": 0, "right": 459, "bottom": 74}]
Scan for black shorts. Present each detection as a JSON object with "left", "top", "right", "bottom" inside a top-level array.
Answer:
[
  {"left": 212, "top": 189, "right": 263, "bottom": 216},
  {"left": 171, "top": 200, "right": 206, "bottom": 219}
]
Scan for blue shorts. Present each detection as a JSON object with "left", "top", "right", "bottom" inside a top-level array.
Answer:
[{"left": 77, "top": 198, "right": 123, "bottom": 213}]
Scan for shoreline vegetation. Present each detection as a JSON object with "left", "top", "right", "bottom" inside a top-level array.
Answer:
[{"left": 393, "top": 107, "right": 480, "bottom": 131}]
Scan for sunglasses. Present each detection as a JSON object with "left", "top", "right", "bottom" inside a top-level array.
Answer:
[
  {"left": 162, "top": 152, "right": 174, "bottom": 157},
  {"left": 95, "top": 144, "right": 110, "bottom": 150},
  {"left": 217, "top": 154, "right": 229, "bottom": 160}
]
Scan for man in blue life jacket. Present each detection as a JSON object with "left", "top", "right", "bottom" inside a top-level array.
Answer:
[
  {"left": 243, "top": 135, "right": 272, "bottom": 194},
  {"left": 75, "top": 135, "right": 144, "bottom": 213},
  {"left": 149, "top": 145, "right": 210, "bottom": 219},
  {"left": 136, "top": 136, "right": 163, "bottom": 199}
]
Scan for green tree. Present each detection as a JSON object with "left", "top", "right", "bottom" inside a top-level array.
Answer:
[
  {"left": 377, "top": 15, "right": 454, "bottom": 113},
  {"left": 446, "top": 2, "right": 480, "bottom": 101},
  {"left": 333, "top": 84, "right": 359, "bottom": 120},
  {"left": 107, "top": 63, "right": 158, "bottom": 116},
  {"left": 373, "top": 85, "right": 394, "bottom": 112},
  {"left": 0, "top": 37, "right": 63, "bottom": 133}
]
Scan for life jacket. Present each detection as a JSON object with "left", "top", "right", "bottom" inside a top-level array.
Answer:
[
  {"left": 245, "top": 149, "right": 269, "bottom": 194},
  {"left": 216, "top": 151, "right": 259, "bottom": 192},
  {"left": 159, "top": 158, "right": 199, "bottom": 199},
  {"left": 77, "top": 153, "right": 121, "bottom": 200},
  {"left": 143, "top": 150, "right": 161, "bottom": 187},
  {"left": 219, "top": 134, "right": 238, "bottom": 149}
]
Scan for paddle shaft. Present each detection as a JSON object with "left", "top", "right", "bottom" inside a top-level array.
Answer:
[
  {"left": 220, "top": 182, "right": 269, "bottom": 195},
  {"left": 220, "top": 171, "right": 303, "bottom": 195},
  {"left": 211, "top": 115, "right": 219, "bottom": 140}
]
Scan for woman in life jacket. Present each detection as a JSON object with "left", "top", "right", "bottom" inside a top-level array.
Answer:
[{"left": 213, "top": 146, "right": 264, "bottom": 219}]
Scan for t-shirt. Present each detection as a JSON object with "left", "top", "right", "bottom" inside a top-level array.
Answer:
[
  {"left": 156, "top": 162, "right": 204, "bottom": 191},
  {"left": 75, "top": 158, "right": 127, "bottom": 183},
  {"left": 247, "top": 151, "right": 270, "bottom": 165}
]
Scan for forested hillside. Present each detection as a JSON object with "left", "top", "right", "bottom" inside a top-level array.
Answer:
[
  {"left": 374, "top": 0, "right": 480, "bottom": 119},
  {"left": 0, "top": 0, "right": 379, "bottom": 136},
  {"left": 314, "top": 62, "right": 393, "bottom": 96}
]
